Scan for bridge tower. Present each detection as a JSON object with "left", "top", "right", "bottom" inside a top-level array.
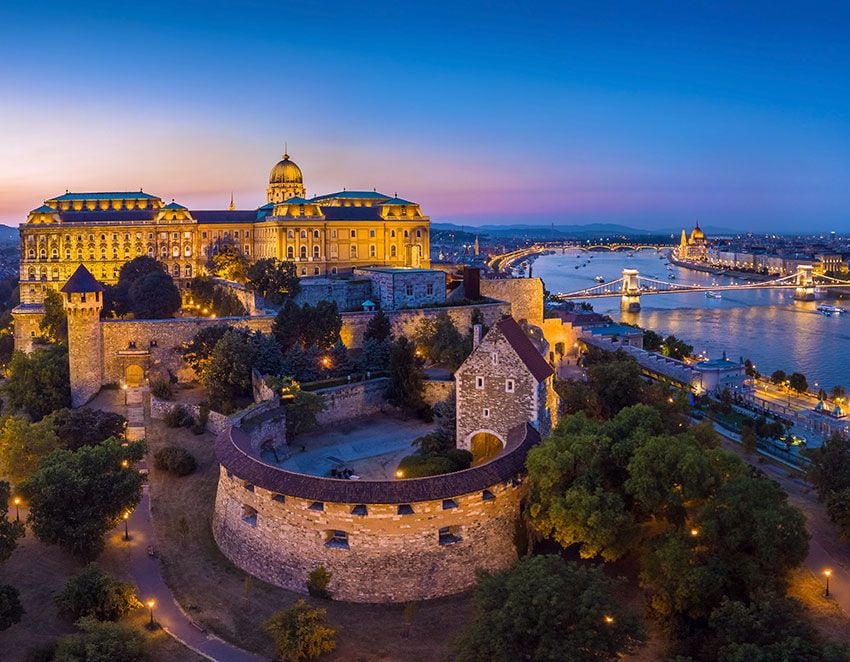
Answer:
[
  {"left": 793, "top": 264, "right": 816, "bottom": 301},
  {"left": 621, "top": 268, "right": 641, "bottom": 312}
]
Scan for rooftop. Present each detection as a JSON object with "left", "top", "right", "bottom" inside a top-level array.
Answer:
[
  {"left": 48, "top": 191, "right": 160, "bottom": 201},
  {"left": 588, "top": 324, "right": 644, "bottom": 337},
  {"left": 61, "top": 264, "right": 105, "bottom": 293},
  {"left": 495, "top": 317, "right": 553, "bottom": 382},
  {"left": 694, "top": 358, "right": 741, "bottom": 371},
  {"left": 310, "top": 190, "right": 392, "bottom": 202}
]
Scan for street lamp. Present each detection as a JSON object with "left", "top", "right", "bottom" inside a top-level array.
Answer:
[
  {"left": 603, "top": 615, "right": 615, "bottom": 625},
  {"left": 690, "top": 528, "right": 699, "bottom": 537},
  {"left": 824, "top": 569, "right": 832, "bottom": 597},
  {"left": 13, "top": 497, "right": 20, "bottom": 522},
  {"left": 123, "top": 511, "right": 130, "bottom": 541},
  {"left": 146, "top": 599, "right": 156, "bottom": 628}
]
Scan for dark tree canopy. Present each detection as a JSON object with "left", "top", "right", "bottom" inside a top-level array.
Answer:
[
  {"left": 106, "top": 256, "right": 165, "bottom": 317},
  {"left": 272, "top": 300, "right": 342, "bottom": 352},
  {"left": 21, "top": 438, "right": 146, "bottom": 559},
  {"left": 788, "top": 371, "right": 809, "bottom": 394},
  {"left": 414, "top": 312, "right": 471, "bottom": 371},
  {"left": 47, "top": 408, "right": 127, "bottom": 450},
  {"left": 364, "top": 310, "right": 392, "bottom": 343},
  {"left": 0, "top": 416, "right": 61, "bottom": 486},
  {"left": 385, "top": 337, "right": 426, "bottom": 415},
  {"left": 189, "top": 276, "right": 247, "bottom": 317},
  {"left": 128, "top": 270, "right": 182, "bottom": 319},
  {"left": 202, "top": 330, "right": 254, "bottom": 411},
  {"left": 180, "top": 325, "right": 236, "bottom": 373},
  {"left": 454, "top": 555, "right": 645, "bottom": 662},
  {"left": 246, "top": 258, "right": 300, "bottom": 305},
  {"left": 263, "top": 599, "right": 336, "bottom": 661},
  {"left": 3, "top": 345, "right": 71, "bottom": 421},
  {"left": 210, "top": 241, "right": 250, "bottom": 283},
  {"left": 0, "top": 584, "right": 23, "bottom": 631},
  {"left": 54, "top": 616, "right": 148, "bottom": 661},
  {"left": 586, "top": 358, "right": 645, "bottom": 418}
]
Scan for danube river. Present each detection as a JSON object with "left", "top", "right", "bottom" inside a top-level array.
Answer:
[{"left": 532, "top": 249, "right": 849, "bottom": 390}]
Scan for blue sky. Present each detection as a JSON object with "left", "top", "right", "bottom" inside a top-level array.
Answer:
[{"left": 1, "top": 1, "right": 849, "bottom": 231}]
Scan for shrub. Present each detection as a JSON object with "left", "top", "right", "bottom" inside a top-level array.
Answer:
[
  {"left": 163, "top": 404, "right": 194, "bottom": 428},
  {"left": 150, "top": 378, "right": 173, "bottom": 400},
  {"left": 154, "top": 446, "right": 197, "bottom": 477},
  {"left": 192, "top": 404, "right": 209, "bottom": 435},
  {"left": 263, "top": 599, "right": 335, "bottom": 661},
  {"left": 306, "top": 566, "right": 332, "bottom": 599},
  {"left": 54, "top": 563, "right": 141, "bottom": 621}
]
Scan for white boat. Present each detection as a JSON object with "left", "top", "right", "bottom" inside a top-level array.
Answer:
[
  {"left": 705, "top": 291, "right": 722, "bottom": 299},
  {"left": 818, "top": 304, "right": 847, "bottom": 315},
  {"left": 594, "top": 275, "right": 605, "bottom": 283}
]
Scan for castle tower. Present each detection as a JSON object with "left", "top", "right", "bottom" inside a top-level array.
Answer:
[{"left": 61, "top": 265, "right": 104, "bottom": 407}]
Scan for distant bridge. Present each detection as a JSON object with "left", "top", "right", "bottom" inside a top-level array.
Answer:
[
  {"left": 552, "top": 265, "right": 850, "bottom": 311},
  {"left": 575, "top": 244, "right": 670, "bottom": 252},
  {"left": 487, "top": 242, "right": 673, "bottom": 272}
]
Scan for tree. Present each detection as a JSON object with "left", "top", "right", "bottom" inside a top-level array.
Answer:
[
  {"left": 282, "top": 387, "right": 325, "bottom": 444},
  {"left": 0, "top": 416, "right": 62, "bottom": 486},
  {"left": 806, "top": 433, "right": 850, "bottom": 504},
  {"left": 364, "top": 310, "right": 392, "bottom": 343},
  {"left": 106, "top": 256, "right": 166, "bottom": 317},
  {"left": 770, "top": 369, "right": 787, "bottom": 385},
  {"left": 47, "top": 408, "right": 127, "bottom": 450},
  {"left": 587, "top": 358, "right": 644, "bottom": 418},
  {"left": 740, "top": 424, "right": 758, "bottom": 454},
  {"left": 642, "top": 329, "right": 663, "bottom": 352},
  {"left": 385, "top": 337, "right": 426, "bottom": 415},
  {"left": 0, "top": 584, "right": 23, "bottom": 631},
  {"left": 39, "top": 289, "right": 68, "bottom": 343},
  {"left": 249, "top": 331, "right": 285, "bottom": 376},
  {"left": 188, "top": 277, "right": 247, "bottom": 317},
  {"left": 302, "top": 301, "right": 342, "bottom": 350},
  {"left": 180, "top": 325, "right": 236, "bottom": 374},
  {"left": 831, "top": 385, "right": 846, "bottom": 401},
  {"left": 788, "top": 372, "right": 809, "bottom": 394},
  {"left": 55, "top": 563, "right": 141, "bottom": 621},
  {"left": 4, "top": 345, "right": 71, "bottom": 420},
  {"left": 20, "top": 438, "right": 146, "bottom": 559},
  {"left": 246, "top": 258, "right": 300, "bottom": 305},
  {"left": 210, "top": 241, "right": 250, "bottom": 283},
  {"left": 555, "top": 379, "right": 603, "bottom": 418},
  {"left": 454, "top": 556, "right": 645, "bottom": 662},
  {"left": 263, "top": 599, "right": 336, "bottom": 661},
  {"left": 272, "top": 299, "right": 306, "bottom": 353},
  {"left": 127, "top": 270, "right": 181, "bottom": 319},
  {"left": 359, "top": 337, "right": 391, "bottom": 373},
  {"left": 0, "top": 481, "right": 24, "bottom": 563},
  {"left": 203, "top": 330, "right": 254, "bottom": 411},
  {"left": 53, "top": 616, "right": 147, "bottom": 661},
  {"left": 414, "top": 312, "right": 470, "bottom": 371}
]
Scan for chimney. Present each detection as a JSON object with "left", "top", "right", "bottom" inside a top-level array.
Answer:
[{"left": 473, "top": 324, "right": 483, "bottom": 348}]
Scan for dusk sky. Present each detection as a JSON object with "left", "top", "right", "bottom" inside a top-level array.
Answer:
[{"left": 2, "top": 1, "right": 850, "bottom": 231}]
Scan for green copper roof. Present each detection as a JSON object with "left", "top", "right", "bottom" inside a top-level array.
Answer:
[
  {"left": 310, "top": 190, "right": 391, "bottom": 202},
  {"left": 162, "top": 201, "right": 187, "bottom": 210},
  {"left": 30, "top": 204, "right": 56, "bottom": 213}
]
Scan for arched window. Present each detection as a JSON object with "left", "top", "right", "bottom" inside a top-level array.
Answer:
[
  {"left": 390, "top": 245, "right": 397, "bottom": 258},
  {"left": 300, "top": 245, "right": 307, "bottom": 259},
  {"left": 416, "top": 229, "right": 422, "bottom": 238},
  {"left": 184, "top": 245, "right": 192, "bottom": 257},
  {"left": 185, "top": 265, "right": 192, "bottom": 278},
  {"left": 313, "top": 245, "right": 320, "bottom": 259},
  {"left": 391, "top": 230, "right": 396, "bottom": 238},
  {"left": 404, "top": 230, "right": 409, "bottom": 238},
  {"left": 172, "top": 245, "right": 180, "bottom": 258},
  {"left": 287, "top": 246, "right": 294, "bottom": 259},
  {"left": 27, "top": 249, "right": 34, "bottom": 259},
  {"left": 313, "top": 229, "right": 320, "bottom": 238},
  {"left": 173, "top": 264, "right": 180, "bottom": 277},
  {"left": 287, "top": 230, "right": 294, "bottom": 239},
  {"left": 300, "top": 230, "right": 307, "bottom": 239},
  {"left": 160, "top": 246, "right": 168, "bottom": 258}
]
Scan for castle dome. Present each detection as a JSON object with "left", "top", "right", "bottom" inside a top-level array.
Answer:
[
  {"left": 690, "top": 222, "right": 705, "bottom": 241},
  {"left": 269, "top": 153, "right": 303, "bottom": 185}
]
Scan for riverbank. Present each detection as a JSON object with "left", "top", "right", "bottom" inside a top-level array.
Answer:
[{"left": 668, "top": 255, "right": 775, "bottom": 282}]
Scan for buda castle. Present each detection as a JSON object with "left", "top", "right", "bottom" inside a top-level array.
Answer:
[{"left": 18, "top": 153, "right": 431, "bottom": 305}]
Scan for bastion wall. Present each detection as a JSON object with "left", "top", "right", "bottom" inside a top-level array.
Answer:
[{"left": 212, "top": 424, "right": 538, "bottom": 602}]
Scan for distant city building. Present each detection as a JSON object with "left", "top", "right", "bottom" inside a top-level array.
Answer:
[
  {"left": 18, "top": 152, "right": 431, "bottom": 305},
  {"left": 675, "top": 221, "right": 709, "bottom": 262}
]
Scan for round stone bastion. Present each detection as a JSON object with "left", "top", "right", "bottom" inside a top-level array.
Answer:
[{"left": 212, "top": 422, "right": 541, "bottom": 603}]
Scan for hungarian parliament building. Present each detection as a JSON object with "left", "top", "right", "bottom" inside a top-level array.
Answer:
[{"left": 18, "top": 153, "right": 431, "bottom": 304}]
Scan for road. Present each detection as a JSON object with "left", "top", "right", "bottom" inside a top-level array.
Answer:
[{"left": 108, "top": 387, "right": 267, "bottom": 662}]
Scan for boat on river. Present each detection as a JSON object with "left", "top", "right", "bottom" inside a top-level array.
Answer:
[
  {"left": 818, "top": 304, "right": 847, "bottom": 316},
  {"left": 705, "top": 291, "right": 722, "bottom": 299},
  {"left": 594, "top": 275, "right": 605, "bottom": 283}
]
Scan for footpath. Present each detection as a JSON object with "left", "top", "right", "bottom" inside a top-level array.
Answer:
[{"left": 113, "top": 387, "right": 267, "bottom": 662}]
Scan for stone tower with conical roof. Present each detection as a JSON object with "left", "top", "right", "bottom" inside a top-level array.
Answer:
[{"left": 61, "top": 264, "right": 105, "bottom": 406}]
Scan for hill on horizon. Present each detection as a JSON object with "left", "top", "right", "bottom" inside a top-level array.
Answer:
[{"left": 431, "top": 221, "right": 739, "bottom": 239}]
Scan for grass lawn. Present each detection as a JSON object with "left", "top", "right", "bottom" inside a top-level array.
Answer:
[
  {"left": 2, "top": 518, "right": 202, "bottom": 662},
  {"left": 145, "top": 415, "right": 471, "bottom": 661}
]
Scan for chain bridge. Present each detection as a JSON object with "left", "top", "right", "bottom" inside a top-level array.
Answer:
[{"left": 551, "top": 265, "right": 850, "bottom": 311}]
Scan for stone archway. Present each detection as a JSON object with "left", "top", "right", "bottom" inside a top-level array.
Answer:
[
  {"left": 125, "top": 364, "right": 144, "bottom": 387},
  {"left": 468, "top": 431, "right": 504, "bottom": 466}
]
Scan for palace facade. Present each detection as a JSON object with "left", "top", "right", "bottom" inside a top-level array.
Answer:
[{"left": 18, "top": 153, "right": 430, "bottom": 304}]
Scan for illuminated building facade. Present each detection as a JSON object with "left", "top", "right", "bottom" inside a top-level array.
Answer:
[
  {"left": 18, "top": 153, "right": 431, "bottom": 304},
  {"left": 675, "top": 221, "right": 709, "bottom": 262}
]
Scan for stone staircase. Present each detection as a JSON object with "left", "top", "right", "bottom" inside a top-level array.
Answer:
[{"left": 125, "top": 387, "right": 146, "bottom": 441}]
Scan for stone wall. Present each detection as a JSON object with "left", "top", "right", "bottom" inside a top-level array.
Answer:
[
  {"left": 212, "top": 466, "right": 523, "bottom": 602},
  {"left": 339, "top": 300, "right": 509, "bottom": 348},
  {"left": 150, "top": 395, "right": 281, "bottom": 435},
  {"left": 294, "top": 277, "right": 373, "bottom": 312},
  {"left": 479, "top": 278, "right": 544, "bottom": 326},
  {"left": 101, "top": 315, "right": 274, "bottom": 385},
  {"left": 353, "top": 267, "right": 446, "bottom": 310},
  {"left": 312, "top": 379, "right": 388, "bottom": 427},
  {"left": 423, "top": 379, "right": 453, "bottom": 406},
  {"left": 213, "top": 279, "right": 260, "bottom": 315}
]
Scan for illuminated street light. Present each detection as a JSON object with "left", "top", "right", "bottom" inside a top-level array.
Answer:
[
  {"left": 395, "top": 469, "right": 404, "bottom": 479},
  {"left": 123, "top": 511, "right": 130, "bottom": 541},
  {"left": 121, "top": 459, "right": 129, "bottom": 469},
  {"left": 603, "top": 615, "right": 615, "bottom": 624},
  {"left": 824, "top": 569, "right": 832, "bottom": 597},
  {"left": 690, "top": 528, "right": 699, "bottom": 537},
  {"left": 147, "top": 599, "right": 156, "bottom": 628},
  {"left": 13, "top": 497, "right": 20, "bottom": 522}
]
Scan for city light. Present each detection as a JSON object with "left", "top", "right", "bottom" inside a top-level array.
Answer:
[
  {"left": 603, "top": 615, "right": 615, "bottom": 624},
  {"left": 395, "top": 469, "right": 404, "bottom": 479},
  {"left": 824, "top": 568, "right": 832, "bottom": 597},
  {"left": 690, "top": 528, "right": 699, "bottom": 537},
  {"left": 13, "top": 497, "right": 20, "bottom": 522},
  {"left": 147, "top": 599, "right": 156, "bottom": 628}
]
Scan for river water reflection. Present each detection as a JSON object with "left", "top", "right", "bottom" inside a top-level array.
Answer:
[{"left": 532, "top": 249, "right": 850, "bottom": 390}]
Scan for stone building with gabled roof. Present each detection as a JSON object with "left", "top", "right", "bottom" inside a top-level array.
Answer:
[{"left": 455, "top": 316, "right": 558, "bottom": 464}]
